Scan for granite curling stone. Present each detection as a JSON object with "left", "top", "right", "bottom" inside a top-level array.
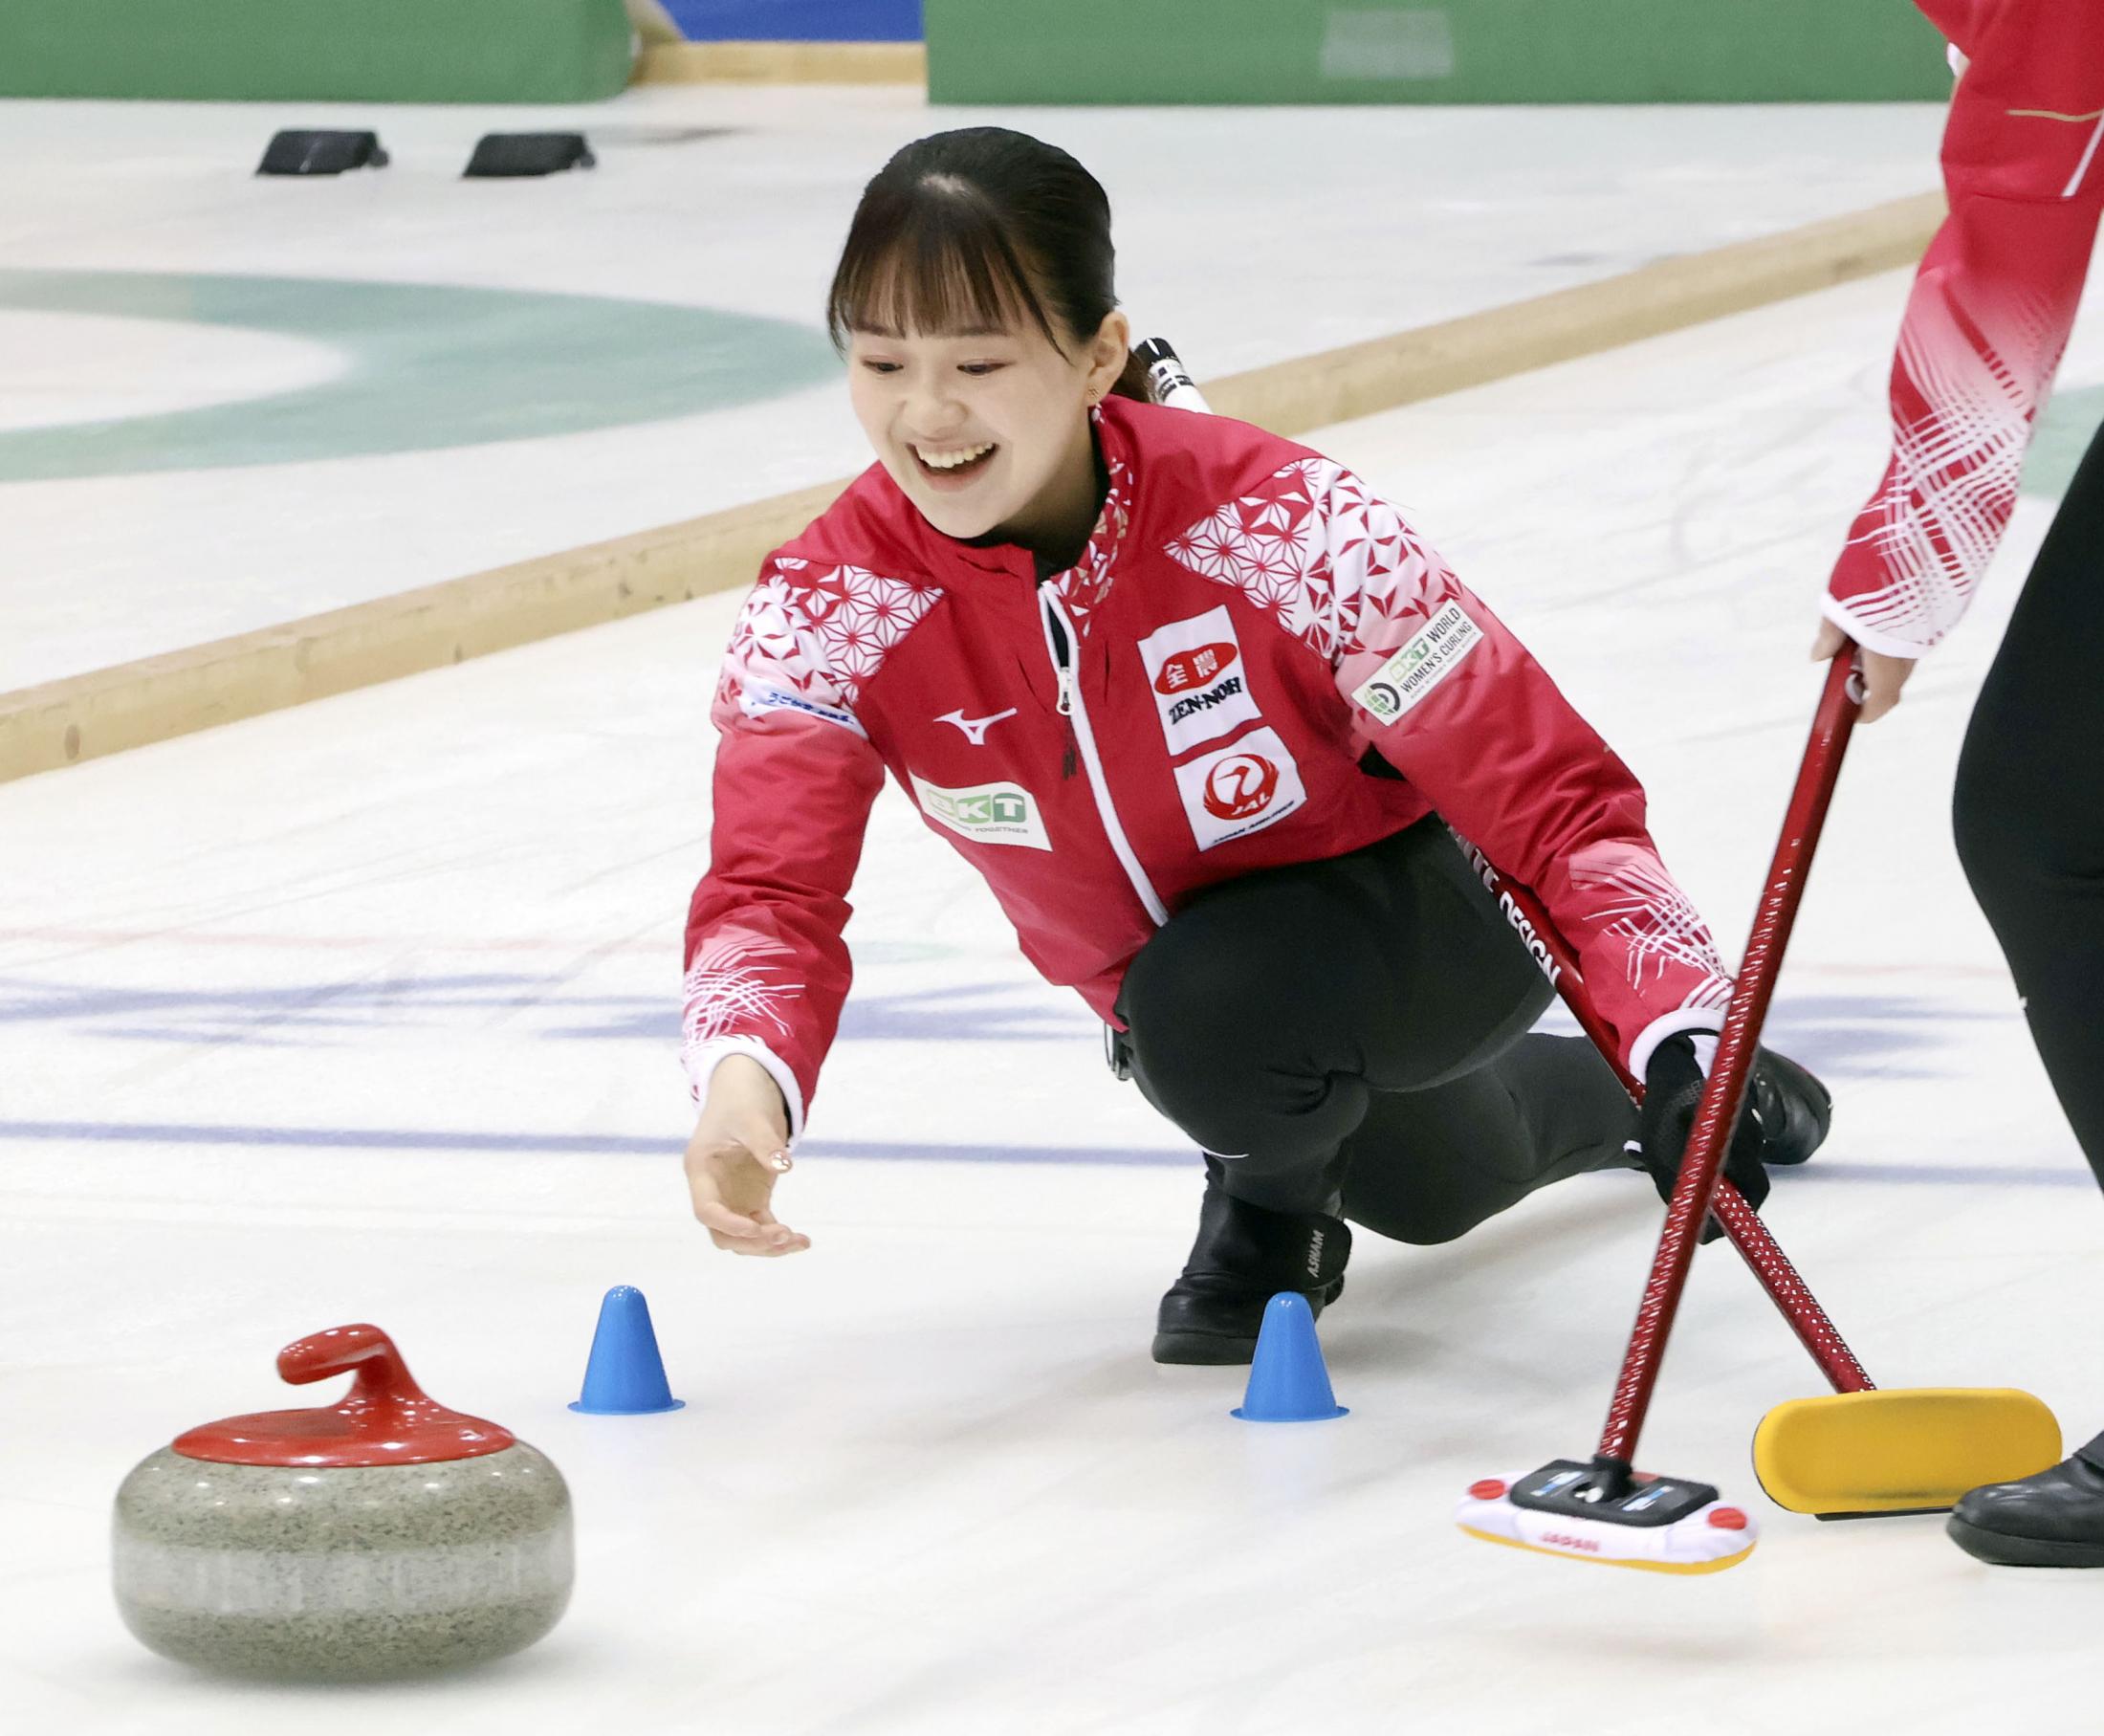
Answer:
[{"left": 113, "top": 1323, "right": 573, "bottom": 1680}]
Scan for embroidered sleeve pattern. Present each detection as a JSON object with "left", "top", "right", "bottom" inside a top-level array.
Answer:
[
  {"left": 1825, "top": 223, "right": 2083, "bottom": 654},
  {"left": 1164, "top": 455, "right": 1447, "bottom": 662},
  {"left": 725, "top": 558, "right": 942, "bottom": 729},
  {"left": 1826, "top": 0, "right": 2104, "bottom": 655},
  {"left": 1193, "top": 459, "right": 1738, "bottom": 1072},
  {"left": 1564, "top": 841, "right": 1735, "bottom": 1053},
  {"left": 683, "top": 558, "right": 926, "bottom": 1138},
  {"left": 681, "top": 933, "right": 803, "bottom": 1050}
]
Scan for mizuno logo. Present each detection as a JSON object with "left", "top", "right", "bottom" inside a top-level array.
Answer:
[{"left": 935, "top": 708, "right": 1018, "bottom": 746}]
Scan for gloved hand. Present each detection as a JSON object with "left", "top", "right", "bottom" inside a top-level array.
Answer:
[{"left": 1637, "top": 1033, "right": 1770, "bottom": 1242}]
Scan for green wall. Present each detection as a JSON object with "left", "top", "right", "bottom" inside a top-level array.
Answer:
[
  {"left": 928, "top": 1, "right": 1951, "bottom": 104},
  {"left": 0, "top": 0, "right": 633, "bottom": 103}
]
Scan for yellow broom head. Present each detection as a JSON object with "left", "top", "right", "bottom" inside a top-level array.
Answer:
[{"left": 1752, "top": 1388, "right": 2060, "bottom": 1516}]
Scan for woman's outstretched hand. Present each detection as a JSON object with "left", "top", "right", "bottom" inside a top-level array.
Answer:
[{"left": 685, "top": 1054, "right": 809, "bottom": 1256}]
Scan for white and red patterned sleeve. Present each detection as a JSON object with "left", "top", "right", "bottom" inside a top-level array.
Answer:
[
  {"left": 1210, "top": 459, "right": 1733, "bottom": 1074},
  {"left": 682, "top": 559, "right": 932, "bottom": 1139},
  {"left": 1825, "top": 0, "right": 2104, "bottom": 656}
]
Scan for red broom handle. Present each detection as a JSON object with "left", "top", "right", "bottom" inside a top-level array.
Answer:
[
  {"left": 1163, "top": 353, "right": 1869, "bottom": 1426},
  {"left": 1488, "top": 861, "right": 1872, "bottom": 1399},
  {"left": 1592, "top": 650, "right": 1868, "bottom": 1466},
  {"left": 1460, "top": 651, "right": 1872, "bottom": 1409}
]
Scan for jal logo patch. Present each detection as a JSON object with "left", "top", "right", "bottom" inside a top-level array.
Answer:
[
  {"left": 1173, "top": 727, "right": 1306, "bottom": 849},
  {"left": 1137, "top": 605, "right": 1262, "bottom": 755},
  {"left": 1352, "top": 599, "right": 1484, "bottom": 725},
  {"left": 1201, "top": 752, "right": 1279, "bottom": 821},
  {"left": 909, "top": 774, "right": 1052, "bottom": 850}
]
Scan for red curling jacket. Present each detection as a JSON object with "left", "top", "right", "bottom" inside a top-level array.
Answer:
[{"left": 683, "top": 396, "right": 1732, "bottom": 1139}]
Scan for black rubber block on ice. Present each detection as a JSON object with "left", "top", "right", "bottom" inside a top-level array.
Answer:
[
  {"left": 257, "top": 130, "right": 389, "bottom": 176},
  {"left": 463, "top": 133, "right": 597, "bottom": 178}
]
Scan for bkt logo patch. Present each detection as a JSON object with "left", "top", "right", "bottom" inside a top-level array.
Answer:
[
  {"left": 1173, "top": 727, "right": 1305, "bottom": 849},
  {"left": 909, "top": 774, "right": 1051, "bottom": 850},
  {"left": 1137, "top": 605, "right": 1261, "bottom": 754}
]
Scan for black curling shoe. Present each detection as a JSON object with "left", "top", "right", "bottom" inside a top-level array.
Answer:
[
  {"left": 1152, "top": 1172, "right": 1350, "bottom": 1366},
  {"left": 1948, "top": 1432, "right": 2104, "bottom": 1567},
  {"left": 1747, "top": 1049, "right": 1831, "bottom": 1167}
]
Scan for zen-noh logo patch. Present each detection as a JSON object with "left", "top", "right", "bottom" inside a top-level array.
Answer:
[
  {"left": 1137, "top": 604, "right": 1262, "bottom": 754},
  {"left": 1352, "top": 599, "right": 1483, "bottom": 725},
  {"left": 1173, "top": 727, "right": 1307, "bottom": 849},
  {"left": 909, "top": 774, "right": 1051, "bottom": 850}
]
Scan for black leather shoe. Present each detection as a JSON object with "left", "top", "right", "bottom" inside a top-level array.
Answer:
[
  {"left": 1152, "top": 1172, "right": 1350, "bottom": 1366},
  {"left": 1948, "top": 1432, "right": 2104, "bottom": 1567},
  {"left": 1747, "top": 1049, "right": 1831, "bottom": 1167}
]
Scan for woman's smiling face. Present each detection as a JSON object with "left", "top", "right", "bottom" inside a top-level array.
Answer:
[
  {"left": 826, "top": 145, "right": 1134, "bottom": 554},
  {"left": 845, "top": 310, "right": 1107, "bottom": 545}
]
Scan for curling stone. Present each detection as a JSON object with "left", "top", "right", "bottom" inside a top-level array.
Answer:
[{"left": 112, "top": 1324, "right": 572, "bottom": 1680}]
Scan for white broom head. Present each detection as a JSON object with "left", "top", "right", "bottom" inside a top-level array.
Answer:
[{"left": 1457, "top": 1468, "right": 1758, "bottom": 1574}]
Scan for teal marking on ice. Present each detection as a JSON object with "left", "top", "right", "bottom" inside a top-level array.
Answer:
[
  {"left": 2020, "top": 386, "right": 2104, "bottom": 502},
  {"left": 0, "top": 269, "right": 839, "bottom": 481}
]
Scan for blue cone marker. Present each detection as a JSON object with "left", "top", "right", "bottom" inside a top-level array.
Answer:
[
  {"left": 1232, "top": 1292, "right": 1348, "bottom": 1422},
  {"left": 570, "top": 1285, "right": 685, "bottom": 1415}
]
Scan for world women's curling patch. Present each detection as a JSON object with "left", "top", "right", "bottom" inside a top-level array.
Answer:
[{"left": 1351, "top": 600, "right": 1482, "bottom": 724}]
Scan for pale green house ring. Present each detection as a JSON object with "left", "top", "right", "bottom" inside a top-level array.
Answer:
[
  {"left": 0, "top": 269, "right": 840, "bottom": 482},
  {"left": 2023, "top": 385, "right": 2104, "bottom": 504}
]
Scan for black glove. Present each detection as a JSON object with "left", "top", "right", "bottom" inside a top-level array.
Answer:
[{"left": 1637, "top": 1034, "right": 1770, "bottom": 1242}]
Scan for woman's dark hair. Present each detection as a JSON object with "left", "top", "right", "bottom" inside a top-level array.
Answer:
[{"left": 826, "top": 127, "right": 1151, "bottom": 401}]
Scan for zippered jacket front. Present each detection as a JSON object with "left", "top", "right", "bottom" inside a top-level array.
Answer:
[{"left": 683, "top": 397, "right": 1732, "bottom": 1138}]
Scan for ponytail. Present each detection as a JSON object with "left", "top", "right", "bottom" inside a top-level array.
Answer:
[{"left": 1109, "top": 347, "right": 1153, "bottom": 404}]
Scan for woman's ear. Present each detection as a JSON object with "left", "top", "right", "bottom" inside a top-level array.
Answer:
[{"left": 1084, "top": 310, "right": 1132, "bottom": 401}]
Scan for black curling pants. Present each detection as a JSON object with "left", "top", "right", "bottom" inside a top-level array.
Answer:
[
  {"left": 1114, "top": 817, "right": 1640, "bottom": 1241},
  {"left": 1954, "top": 418, "right": 2104, "bottom": 1182}
]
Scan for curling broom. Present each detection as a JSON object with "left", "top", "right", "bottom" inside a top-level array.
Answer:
[
  {"left": 1455, "top": 649, "right": 2057, "bottom": 1571},
  {"left": 1137, "top": 340, "right": 2057, "bottom": 1554}
]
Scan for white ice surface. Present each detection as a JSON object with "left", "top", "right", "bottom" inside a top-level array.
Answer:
[
  {"left": 4, "top": 261, "right": 2103, "bottom": 1731},
  {"left": 0, "top": 90, "right": 1954, "bottom": 690},
  {"left": 0, "top": 311, "right": 349, "bottom": 435}
]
